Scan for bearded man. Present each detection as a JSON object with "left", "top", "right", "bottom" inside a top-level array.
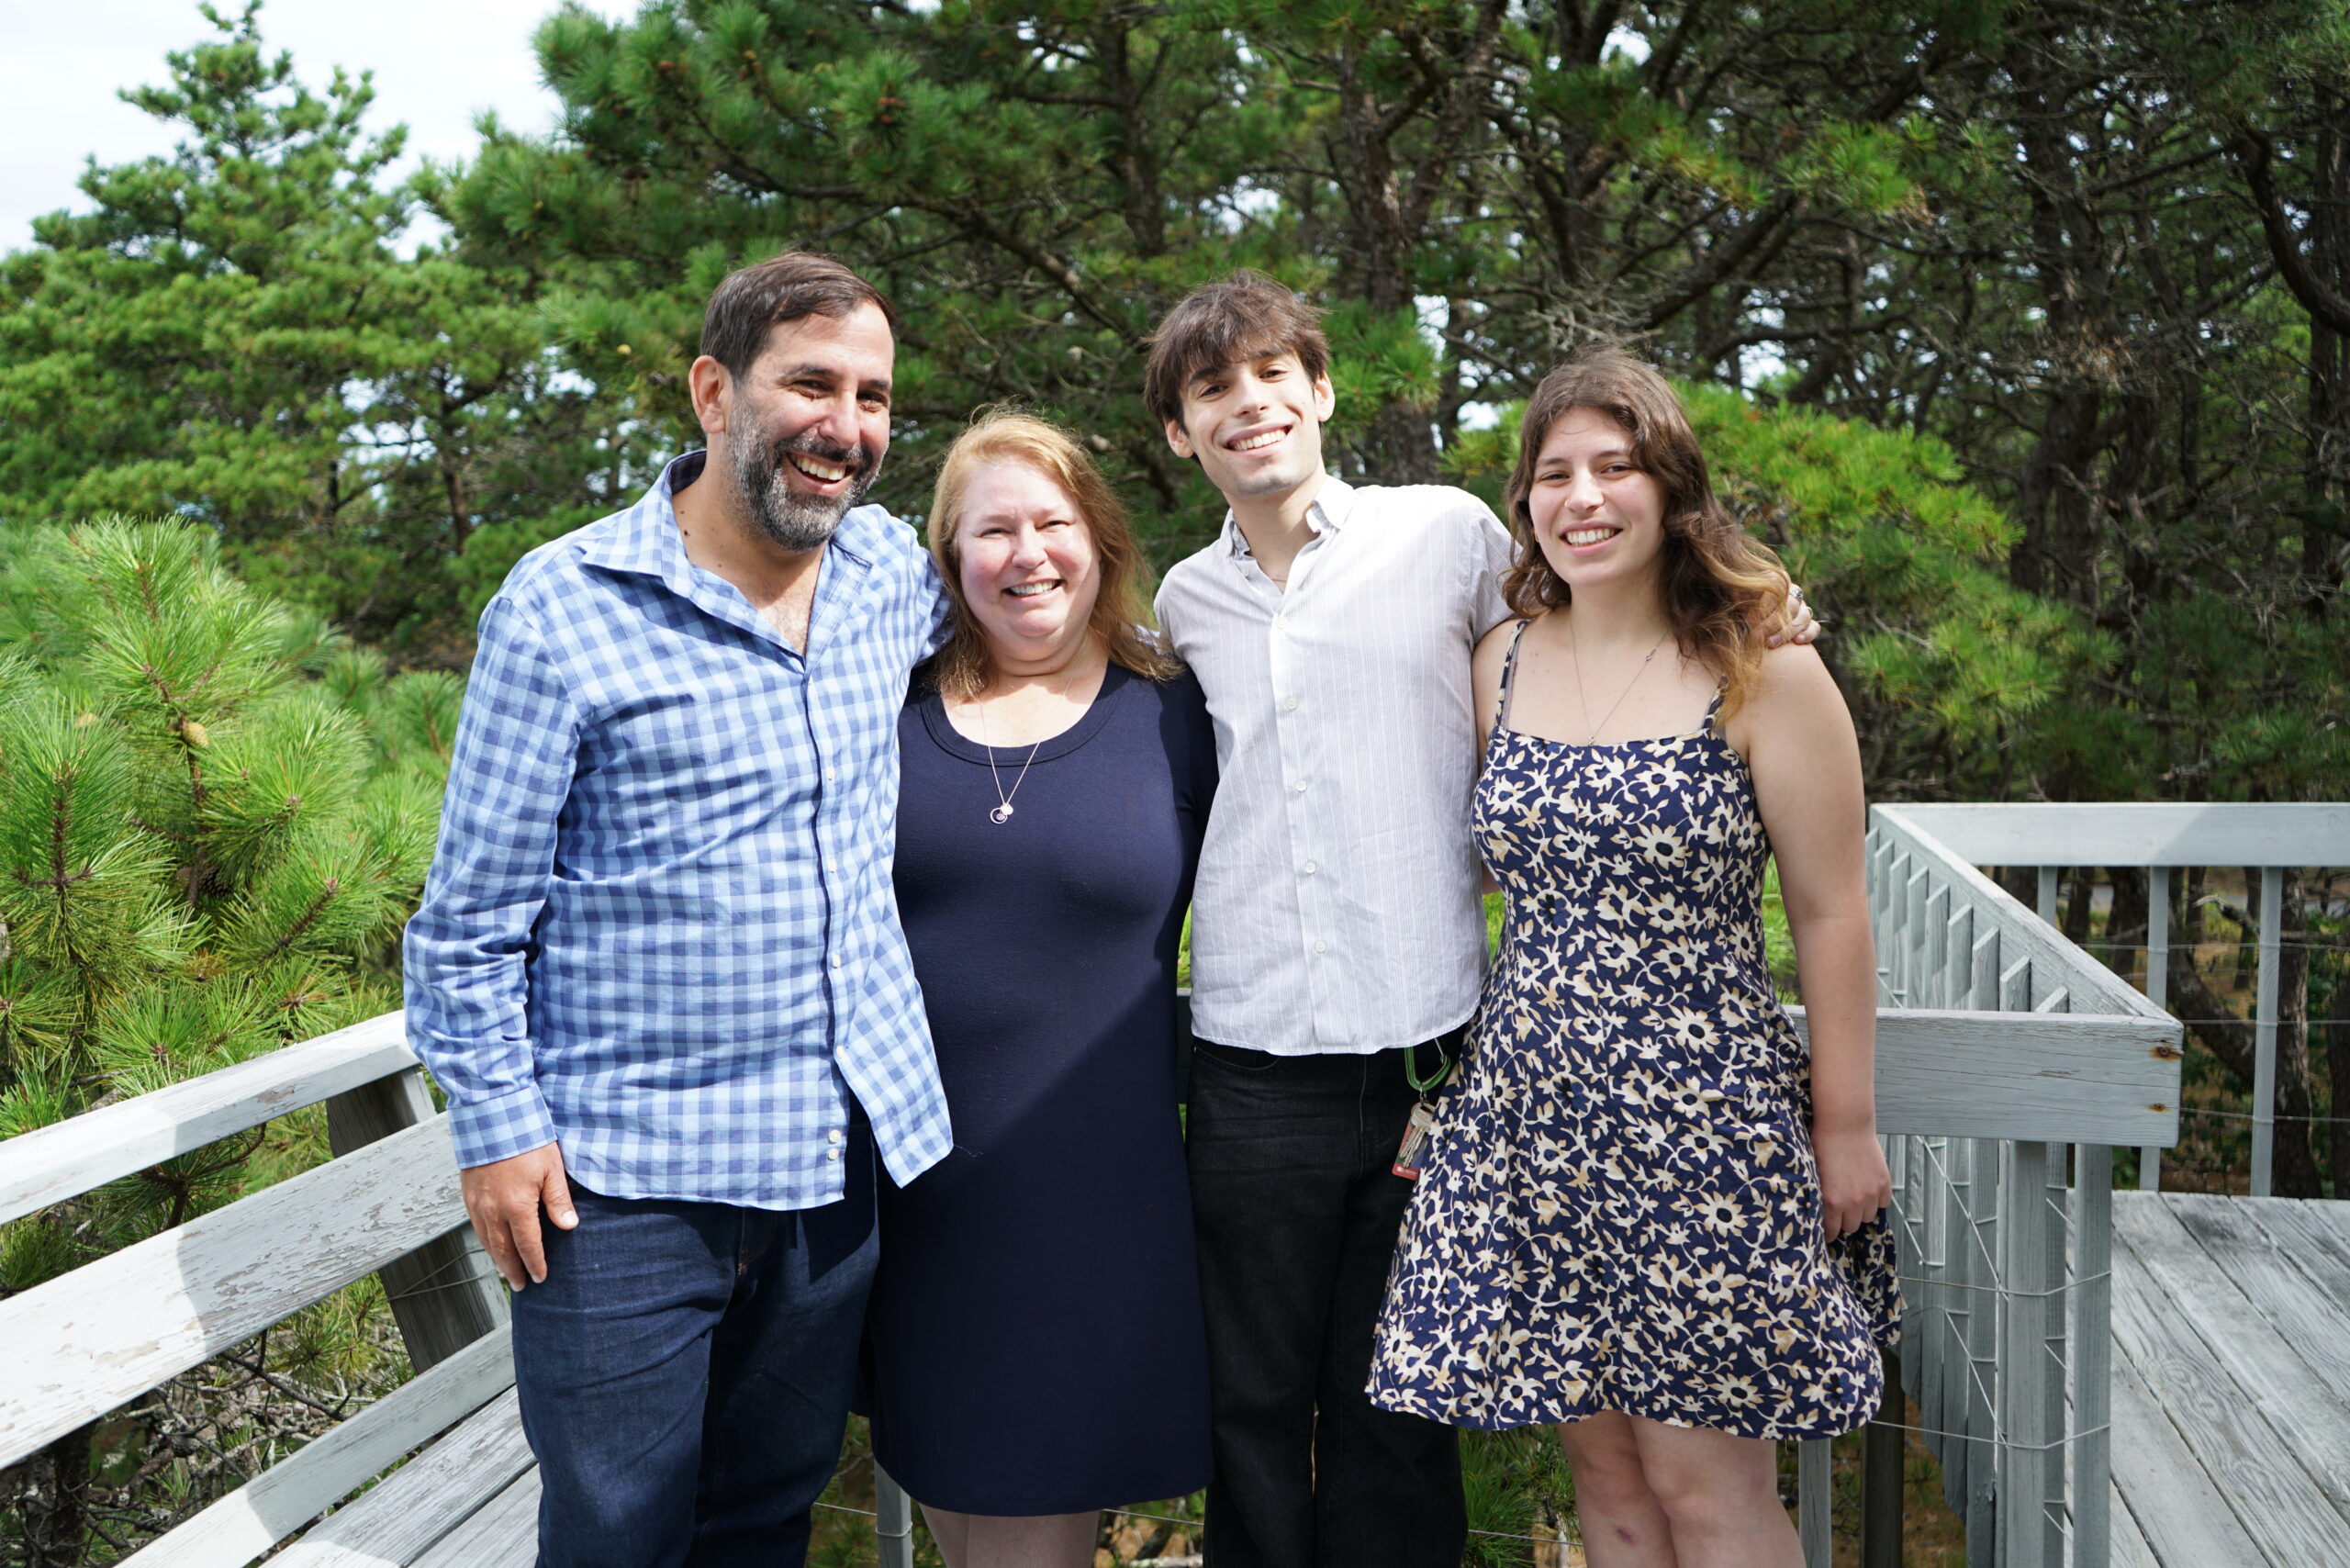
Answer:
[{"left": 405, "top": 253, "right": 953, "bottom": 1568}]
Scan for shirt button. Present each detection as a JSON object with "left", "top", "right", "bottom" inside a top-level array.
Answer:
[
  {"left": 1292, "top": 780, "right": 1306, "bottom": 793},
  {"left": 1303, "top": 862, "right": 1316, "bottom": 875},
  {"left": 1284, "top": 696, "right": 1299, "bottom": 711},
  {"left": 1314, "top": 940, "right": 1329, "bottom": 954},
  {"left": 828, "top": 1128, "right": 842, "bottom": 1144},
  {"left": 1274, "top": 614, "right": 1287, "bottom": 629},
  {"left": 826, "top": 1148, "right": 840, "bottom": 1162},
  {"left": 830, "top": 955, "right": 843, "bottom": 970}
]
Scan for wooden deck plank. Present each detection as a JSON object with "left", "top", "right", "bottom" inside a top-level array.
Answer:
[
  {"left": 409, "top": 1468, "right": 539, "bottom": 1568},
  {"left": 272, "top": 1388, "right": 532, "bottom": 1568},
  {"left": 2109, "top": 1484, "right": 2161, "bottom": 1568},
  {"left": 2109, "top": 1346, "right": 2265, "bottom": 1568},
  {"left": 2241, "top": 1194, "right": 2350, "bottom": 1293},
  {"left": 2164, "top": 1195, "right": 2350, "bottom": 1416},
  {"left": 2114, "top": 1197, "right": 2350, "bottom": 1528},
  {"left": 2110, "top": 1222, "right": 2350, "bottom": 1564}
]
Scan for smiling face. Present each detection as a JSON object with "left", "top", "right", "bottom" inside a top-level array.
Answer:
[
  {"left": 952, "top": 459, "right": 1103, "bottom": 666},
  {"left": 715, "top": 302, "right": 895, "bottom": 551},
  {"left": 1525, "top": 406, "right": 1672, "bottom": 595},
  {"left": 1163, "top": 351, "right": 1336, "bottom": 504}
]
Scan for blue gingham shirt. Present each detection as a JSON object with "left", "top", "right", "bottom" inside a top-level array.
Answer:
[{"left": 404, "top": 453, "right": 954, "bottom": 1207}]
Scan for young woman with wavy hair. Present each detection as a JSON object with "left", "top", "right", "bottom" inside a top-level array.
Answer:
[{"left": 1368, "top": 350, "right": 1899, "bottom": 1568}]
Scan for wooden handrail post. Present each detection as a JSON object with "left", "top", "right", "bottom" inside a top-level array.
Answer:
[{"left": 324, "top": 1067, "right": 508, "bottom": 1372}]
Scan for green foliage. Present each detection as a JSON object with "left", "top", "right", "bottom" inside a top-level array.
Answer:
[
  {"left": 0, "top": 3, "right": 634, "bottom": 659},
  {"left": 0, "top": 518, "right": 449, "bottom": 1290}
]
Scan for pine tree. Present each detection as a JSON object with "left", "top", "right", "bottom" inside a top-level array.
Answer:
[{"left": 0, "top": 518, "right": 454, "bottom": 1562}]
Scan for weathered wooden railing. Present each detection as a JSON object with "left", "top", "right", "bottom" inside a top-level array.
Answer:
[
  {"left": 1863, "top": 804, "right": 2186, "bottom": 1568},
  {"left": 1884, "top": 802, "right": 2350, "bottom": 1197}
]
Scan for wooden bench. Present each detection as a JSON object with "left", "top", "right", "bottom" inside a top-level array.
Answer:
[
  {"left": 0, "top": 1013, "right": 575, "bottom": 1566},
  {"left": 0, "top": 1011, "right": 931, "bottom": 1567}
]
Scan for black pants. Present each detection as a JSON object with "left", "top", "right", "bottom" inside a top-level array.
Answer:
[{"left": 1186, "top": 1038, "right": 1467, "bottom": 1568}]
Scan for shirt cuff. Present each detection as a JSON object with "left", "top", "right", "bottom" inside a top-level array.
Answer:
[{"left": 448, "top": 1083, "right": 560, "bottom": 1169}]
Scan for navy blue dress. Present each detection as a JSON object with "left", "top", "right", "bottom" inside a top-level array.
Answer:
[{"left": 867, "top": 660, "right": 1217, "bottom": 1514}]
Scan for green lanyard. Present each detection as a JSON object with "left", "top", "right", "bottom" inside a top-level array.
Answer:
[{"left": 1404, "top": 1036, "right": 1453, "bottom": 1097}]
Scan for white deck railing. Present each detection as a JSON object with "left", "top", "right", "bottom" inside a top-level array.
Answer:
[{"left": 1864, "top": 805, "right": 2188, "bottom": 1568}]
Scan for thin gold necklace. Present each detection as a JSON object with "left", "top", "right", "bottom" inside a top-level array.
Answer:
[{"left": 1567, "top": 614, "right": 1671, "bottom": 744}]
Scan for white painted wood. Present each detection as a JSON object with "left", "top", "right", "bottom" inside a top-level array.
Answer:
[
  {"left": 1784, "top": 1009, "right": 2181, "bottom": 1146},
  {"left": 1961, "top": 1139, "right": 1998, "bottom": 1557},
  {"left": 1797, "top": 1439, "right": 1830, "bottom": 1567},
  {"left": 2110, "top": 1223, "right": 2350, "bottom": 1562},
  {"left": 0, "top": 1116, "right": 466, "bottom": 1470},
  {"left": 0, "top": 1012, "right": 417, "bottom": 1226},
  {"left": 2076, "top": 1144, "right": 2113, "bottom": 1568},
  {"left": 120, "top": 1327, "right": 515, "bottom": 1568},
  {"left": 271, "top": 1389, "right": 533, "bottom": 1567},
  {"left": 2037, "top": 866, "right": 2059, "bottom": 924},
  {"left": 2117, "top": 1196, "right": 2350, "bottom": 1525},
  {"left": 2142, "top": 867, "right": 2169, "bottom": 1193},
  {"left": 2109, "top": 1350, "right": 2266, "bottom": 1567},
  {"left": 2001, "top": 1141, "right": 2053, "bottom": 1568},
  {"left": 1872, "top": 810, "right": 2200, "bottom": 1021},
  {"left": 2253, "top": 867, "right": 2282, "bottom": 1197},
  {"left": 1883, "top": 802, "right": 2350, "bottom": 868},
  {"left": 408, "top": 1468, "right": 540, "bottom": 1568}
]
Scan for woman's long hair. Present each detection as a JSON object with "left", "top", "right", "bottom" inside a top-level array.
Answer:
[
  {"left": 1500, "top": 348, "right": 1791, "bottom": 718},
  {"left": 926, "top": 409, "right": 1181, "bottom": 700}
]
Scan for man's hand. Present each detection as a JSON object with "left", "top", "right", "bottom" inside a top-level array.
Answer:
[
  {"left": 461, "top": 1142, "right": 576, "bottom": 1290},
  {"left": 1764, "top": 581, "right": 1822, "bottom": 648}
]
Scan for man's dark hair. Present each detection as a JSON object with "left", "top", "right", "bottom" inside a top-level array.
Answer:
[
  {"left": 699, "top": 252, "right": 900, "bottom": 380},
  {"left": 1142, "top": 270, "right": 1331, "bottom": 431}
]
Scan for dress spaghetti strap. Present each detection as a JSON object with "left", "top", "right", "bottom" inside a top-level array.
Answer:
[{"left": 1495, "top": 620, "right": 1533, "bottom": 731}]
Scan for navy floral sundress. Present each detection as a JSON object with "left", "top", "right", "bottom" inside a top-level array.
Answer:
[{"left": 1368, "top": 622, "right": 1899, "bottom": 1439}]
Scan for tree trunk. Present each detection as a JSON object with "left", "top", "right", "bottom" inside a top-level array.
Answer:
[
  {"left": 17, "top": 1420, "right": 95, "bottom": 1567},
  {"left": 2276, "top": 871, "right": 2322, "bottom": 1198},
  {"left": 2107, "top": 865, "right": 2149, "bottom": 982}
]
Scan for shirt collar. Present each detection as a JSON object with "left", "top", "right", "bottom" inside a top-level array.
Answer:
[
  {"left": 1221, "top": 474, "right": 1355, "bottom": 558},
  {"left": 579, "top": 451, "right": 706, "bottom": 598}
]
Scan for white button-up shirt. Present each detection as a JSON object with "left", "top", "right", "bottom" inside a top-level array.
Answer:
[{"left": 1155, "top": 476, "right": 1516, "bottom": 1054}]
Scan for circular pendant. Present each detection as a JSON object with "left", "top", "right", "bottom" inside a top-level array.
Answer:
[{"left": 990, "top": 803, "right": 1014, "bottom": 823}]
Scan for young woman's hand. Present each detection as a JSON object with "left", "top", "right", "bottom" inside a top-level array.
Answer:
[{"left": 1814, "top": 1123, "right": 1892, "bottom": 1238}]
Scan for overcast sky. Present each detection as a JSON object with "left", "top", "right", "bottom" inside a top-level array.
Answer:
[{"left": 4, "top": 0, "right": 637, "bottom": 253}]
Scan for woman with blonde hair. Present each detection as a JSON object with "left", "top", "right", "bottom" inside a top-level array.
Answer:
[
  {"left": 862, "top": 409, "right": 1215, "bottom": 1568},
  {"left": 1367, "top": 349, "right": 1898, "bottom": 1568}
]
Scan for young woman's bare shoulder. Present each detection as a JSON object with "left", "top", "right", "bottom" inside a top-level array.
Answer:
[
  {"left": 1747, "top": 637, "right": 1840, "bottom": 710},
  {"left": 1474, "top": 615, "right": 1529, "bottom": 674}
]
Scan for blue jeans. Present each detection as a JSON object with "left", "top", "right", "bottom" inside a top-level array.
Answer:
[{"left": 510, "top": 1124, "right": 877, "bottom": 1568}]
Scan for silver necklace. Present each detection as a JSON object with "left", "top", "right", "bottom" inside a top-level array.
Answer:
[
  {"left": 1568, "top": 615, "right": 1671, "bottom": 744},
  {"left": 969, "top": 660, "right": 1087, "bottom": 823}
]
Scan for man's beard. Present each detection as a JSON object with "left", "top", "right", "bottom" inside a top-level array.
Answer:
[{"left": 729, "top": 421, "right": 880, "bottom": 551}]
